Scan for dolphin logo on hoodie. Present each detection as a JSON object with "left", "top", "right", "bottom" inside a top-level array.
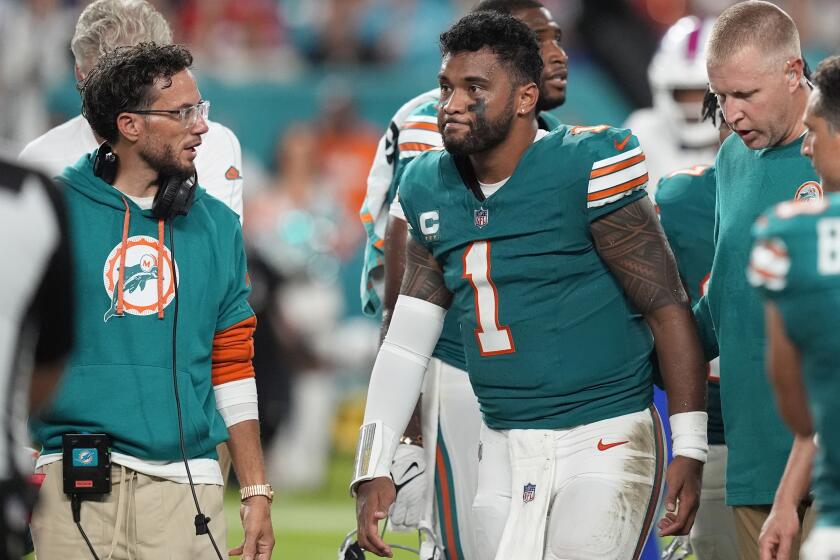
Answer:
[{"left": 103, "top": 236, "right": 177, "bottom": 322}]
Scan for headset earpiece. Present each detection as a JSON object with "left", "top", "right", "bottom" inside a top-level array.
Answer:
[
  {"left": 92, "top": 143, "right": 119, "bottom": 185},
  {"left": 152, "top": 172, "right": 197, "bottom": 220}
]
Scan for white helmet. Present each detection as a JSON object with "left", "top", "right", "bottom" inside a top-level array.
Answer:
[{"left": 649, "top": 16, "right": 718, "bottom": 148}]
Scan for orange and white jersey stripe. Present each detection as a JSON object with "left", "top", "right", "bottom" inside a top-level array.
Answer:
[
  {"left": 587, "top": 146, "right": 649, "bottom": 208},
  {"left": 399, "top": 115, "right": 442, "bottom": 159},
  {"left": 748, "top": 237, "right": 790, "bottom": 292}
]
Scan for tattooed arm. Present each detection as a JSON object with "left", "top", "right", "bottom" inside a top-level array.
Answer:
[
  {"left": 590, "top": 196, "right": 705, "bottom": 413},
  {"left": 591, "top": 195, "right": 707, "bottom": 537},
  {"left": 400, "top": 236, "right": 453, "bottom": 306}
]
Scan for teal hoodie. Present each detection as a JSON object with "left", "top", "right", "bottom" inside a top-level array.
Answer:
[{"left": 33, "top": 152, "right": 254, "bottom": 461}]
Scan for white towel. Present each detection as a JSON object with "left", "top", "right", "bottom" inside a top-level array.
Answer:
[{"left": 495, "top": 429, "right": 556, "bottom": 560}]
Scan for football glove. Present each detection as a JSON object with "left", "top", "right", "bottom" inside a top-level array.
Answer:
[{"left": 388, "top": 443, "right": 427, "bottom": 531}]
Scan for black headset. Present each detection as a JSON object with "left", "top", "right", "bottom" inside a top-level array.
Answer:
[{"left": 92, "top": 142, "right": 197, "bottom": 220}]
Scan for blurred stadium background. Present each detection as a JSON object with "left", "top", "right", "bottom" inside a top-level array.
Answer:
[{"left": 1, "top": 0, "right": 837, "bottom": 557}]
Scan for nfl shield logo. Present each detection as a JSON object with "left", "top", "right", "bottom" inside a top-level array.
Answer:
[
  {"left": 523, "top": 483, "right": 536, "bottom": 503},
  {"left": 474, "top": 207, "right": 489, "bottom": 228}
]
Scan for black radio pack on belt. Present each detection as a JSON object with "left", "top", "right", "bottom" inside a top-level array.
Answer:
[
  {"left": 62, "top": 433, "right": 111, "bottom": 496},
  {"left": 62, "top": 434, "right": 111, "bottom": 560},
  {"left": 92, "top": 142, "right": 197, "bottom": 220}
]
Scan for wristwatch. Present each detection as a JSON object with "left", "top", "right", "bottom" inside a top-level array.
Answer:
[{"left": 240, "top": 484, "right": 274, "bottom": 504}]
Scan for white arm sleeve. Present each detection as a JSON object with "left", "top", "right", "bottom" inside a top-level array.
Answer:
[
  {"left": 351, "top": 295, "right": 446, "bottom": 494},
  {"left": 213, "top": 377, "right": 259, "bottom": 427}
]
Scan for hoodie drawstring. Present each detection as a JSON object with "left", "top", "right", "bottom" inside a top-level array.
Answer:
[
  {"left": 117, "top": 199, "right": 130, "bottom": 317},
  {"left": 117, "top": 197, "right": 167, "bottom": 320},
  {"left": 157, "top": 218, "right": 165, "bottom": 319}
]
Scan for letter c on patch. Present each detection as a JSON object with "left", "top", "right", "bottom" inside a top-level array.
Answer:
[{"left": 419, "top": 211, "right": 440, "bottom": 236}]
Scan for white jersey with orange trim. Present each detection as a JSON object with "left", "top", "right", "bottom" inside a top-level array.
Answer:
[
  {"left": 18, "top": 114, "right": 245, "bottom": 221},
  {"left": 359, "top": 88, "right": 440, "bottom": 315}
]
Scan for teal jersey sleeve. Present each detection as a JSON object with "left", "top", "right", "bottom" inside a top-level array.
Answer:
[
  {"left": 692, "top": 295, "right": 719, "bottom": 361},
  {"left": 656, "top": 165, "right": 724, "bottom": 443},
  {"left": 398, "top": 150, "right": 444, "bottom": 251},
  {"left": 571, "top": 125, "right": 649, "bottom": 222},
  {"left": 216, "top": 221, "right": 255, "bottom": 331},
  {"left": 656, "top": 166, "right": 716, "bottom": 302}
]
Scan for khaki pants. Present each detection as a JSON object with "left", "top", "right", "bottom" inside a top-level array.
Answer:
[
  {"left": 734, "top": 503, "right": 816, "bottom": 560},
  {"left": 31, "top": 461, "right": 226, "bottom": 560}
]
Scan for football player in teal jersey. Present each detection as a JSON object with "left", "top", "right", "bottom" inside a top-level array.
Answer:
[
  {"left": 749, "top": 56, "right": 840, "bottom": 560},
  {"left": 352, "top": 11, "right": 708, "bottom": 559},
  {"left": 656, "top": 110, "right": 739, "bottom": 560},
  {"left": 698, "top": 2, "right": 819, "bottom": 557},
  {"left": 357, "top": 2, "right": 568, "bottom": 559}
]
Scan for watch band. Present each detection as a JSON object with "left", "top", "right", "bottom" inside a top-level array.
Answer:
[
  {"left": 240, "top": 484, "right": 274, "bottom": 503},
  {"left": 399, "top": 434, "right": 423, "bottom": 446}
]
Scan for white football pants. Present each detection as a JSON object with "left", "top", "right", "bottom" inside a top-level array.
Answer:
[{"left": 472, "top": 406, "right": 666, "bottom": 560}]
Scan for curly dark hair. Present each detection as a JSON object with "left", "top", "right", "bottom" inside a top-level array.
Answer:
[
  {"left": 472, "top": 0, "right": 544, "bottom": 14},
  {"left": 80, "top": 42, "right": 193, "bottom": 144},
  {"left": 812, "top": 56, "right": 840, "bottom": 132},
  {"left": 440, "top": 11, "right": 543, "bottom": 87}
]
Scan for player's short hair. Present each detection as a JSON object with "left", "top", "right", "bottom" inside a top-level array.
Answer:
[
  {"left": 439, "top": 11, "right": 543, "bottom": 87},
  {"left": 71, "top": 0, "right": 172, "bottom": 75},
  {"left": 472, "top": 0, "right": 544, "bottom": 14},
  {"left": 707, "top": 1, "right": 800, "bottom": 68},
  {"left": 80, "top": 42, "right": 192, "bottom": 144},
  {"left": 812, "top": 56, "right": 840, "bottom": 133}
]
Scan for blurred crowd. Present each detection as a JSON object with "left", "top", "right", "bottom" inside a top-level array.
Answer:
[
  {"left": 1, "top": 0, "right": 839, "bottom": 493},
  {"left": 2, "top": 0, "right": 839, "bottom": 143}
]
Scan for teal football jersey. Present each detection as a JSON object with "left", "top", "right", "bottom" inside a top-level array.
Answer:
[
  {"left": 749, "top": 193, "right": 840, "bottom": 527},
  {"left": 390, "top": 102, "right": 565, "bottom": 373},
  {"left": 695, "top": 133, "right": 820, "bottom": 506},
  {"left": 655, "top": 165, "right": 724, "bottom": 445},
  {"left": 399, "top": 125, "right": 654, "bottom": 429}
]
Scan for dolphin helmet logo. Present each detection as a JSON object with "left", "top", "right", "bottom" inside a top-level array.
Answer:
[
  {"left": 795, "top": 181, "right": 823, "bottom": 202},
  {"left": 102, "top": 236, "right": 179, "bottom": 322}
]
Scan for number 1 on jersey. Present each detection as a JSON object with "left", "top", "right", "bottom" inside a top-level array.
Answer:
[{"left": 463, "top": 241, "right": 515, "bottom": 356}]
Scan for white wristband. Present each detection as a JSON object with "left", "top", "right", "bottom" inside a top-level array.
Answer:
[{"left": 670, "top": 411, "right": 708, "bottom": 463}]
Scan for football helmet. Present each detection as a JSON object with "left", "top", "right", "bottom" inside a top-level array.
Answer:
[
  {"left": 338, "top": 525, "right": 441, "bottom": 560},
  {"left": 648, "top": 16, "right": 718, "bottom": 148}
]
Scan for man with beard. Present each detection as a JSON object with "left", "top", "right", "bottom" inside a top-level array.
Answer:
[
  {"left": 19, "top": 0, "right": 245, "bottom": 222},
  {"left": 28, "top": 43, "right": 274, "bottom": 559},
  {"left": 352, "top": 11, "right": 708, "bottom": 559},
  {"left": 357, "top": 2, "right": 567, "bottom": 558}
]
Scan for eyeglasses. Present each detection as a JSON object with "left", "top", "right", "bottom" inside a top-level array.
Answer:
[{"left": 127, "top": 100, "right": 210, "bottom": 129}]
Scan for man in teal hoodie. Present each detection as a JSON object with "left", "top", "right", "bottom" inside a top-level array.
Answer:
[
  {"left": 696, "top": 2, "right": 818, "bottom": 558},
  {"left": 29, "top": 43, "right": 274, "bottom": 560}
]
